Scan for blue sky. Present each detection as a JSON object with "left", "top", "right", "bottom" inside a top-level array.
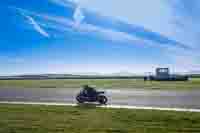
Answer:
[{"left": 0, "top": 0, "right": 200, "bottom": 75}]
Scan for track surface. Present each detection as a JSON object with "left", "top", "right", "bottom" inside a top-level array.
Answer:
[
  {"left": 1, "top": 88, "right": 200, "bottom": 109},
  {"left": 0, "top": 88, "right": 200, "bottom": 109}
]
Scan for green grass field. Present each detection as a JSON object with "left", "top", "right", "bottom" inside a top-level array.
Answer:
[
  {"left": 0, "top": 104, "right": 200, "bottom": 133},
  {"left": 0, "top": 78, "right": 200, "bottom": 90}
]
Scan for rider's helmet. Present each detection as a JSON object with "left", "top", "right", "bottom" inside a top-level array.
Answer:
[
  {"left": 83, "top": 85, "right": 96, "bottom": 92},
  {"left": 83, "top": 85, "right": 89, "bottom": 89}
]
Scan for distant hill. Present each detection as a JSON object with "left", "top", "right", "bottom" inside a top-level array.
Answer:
[
  {"left": 109, "top": 71, "right": 136, "bottom": 76},
  {"left": 0, "top": 73, "right": 144, "bottom": 80}
]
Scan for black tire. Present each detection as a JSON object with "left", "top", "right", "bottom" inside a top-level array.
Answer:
[
  {"left": 98, "top": 95, "right": 108, "bottom": 104},
  {"left": 76, "top": 95, "right": 84, "bottom": 103}
]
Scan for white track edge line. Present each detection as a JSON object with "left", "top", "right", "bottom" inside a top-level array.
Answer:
[{"left": 0, "top": 101, "right": 200, "bottom": 112}]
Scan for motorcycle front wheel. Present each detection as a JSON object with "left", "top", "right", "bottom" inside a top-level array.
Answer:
[{"left": 98, "top": 95, "right": 108, "bottom": 104}]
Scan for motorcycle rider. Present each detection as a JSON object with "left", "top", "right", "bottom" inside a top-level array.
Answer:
[
  {"left": 76, "top": 85, "right": 108, "bottom": 104},
  {"left": 82, "top": 85, "right": 97, "bottom": 98}
]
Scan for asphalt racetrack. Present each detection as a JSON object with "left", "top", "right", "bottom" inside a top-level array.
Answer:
[{"left": 0, "top": 88, "right": 200, "bottom": 109}]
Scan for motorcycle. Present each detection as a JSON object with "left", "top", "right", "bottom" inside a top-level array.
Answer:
[{"left": 76, "top": 90, "right": 108, "bottom": 104}]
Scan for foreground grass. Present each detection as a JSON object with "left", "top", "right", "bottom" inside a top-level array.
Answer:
[
  {"left": 0, "top": 78, "right": 200, "bottom": 90},
  {"left": 0, "top": 104, "right": 200, "bottom": 133}
]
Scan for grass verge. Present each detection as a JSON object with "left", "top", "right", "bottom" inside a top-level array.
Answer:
[
  {"left": 0, "top": 104, "right": 200, "bottom": 133},
  {"left": 0, "top": 78, "right": 200, "bottom": 90}
]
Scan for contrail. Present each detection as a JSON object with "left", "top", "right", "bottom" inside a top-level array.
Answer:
[{"left": 13, "top": 7, "right": 50, "bottom": 38}]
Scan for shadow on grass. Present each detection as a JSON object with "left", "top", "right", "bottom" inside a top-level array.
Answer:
[{"left": 76, "top": 103, "right": 102, "bottom": 110}]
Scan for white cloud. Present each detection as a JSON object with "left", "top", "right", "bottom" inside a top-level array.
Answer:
[
  {"left": 70, "top": 0, "right": 200, "bottom": 71},
  {"left": 161, "top": 44, "right": 200, "bottom": 72},
  {"left": 166, "top": 0, "right": 200, "bottom": 49},
  {"left": 50, "top": 0, "right": 75, "bottom": 8},
  {"left": 15, "top": 7, "right": 187, "bottom": 51},
  {"left": 68, "top": 0, "right": 79, "bottom": 3},
  {"left": 14, "top": 4, "right": 185, "bottom": 49},
  {"left": 28, "top": 12, "right": 160, "bottom": 47},
  {"left": 76, "top": 0, "right": 174, "bottom": 36},
  {"left": 73, "top": 6, "right": 85, "bottom": 26},
  {"left": 51, "top": 0, "right": 85, "bottom": 26},
  {"left": 73, "top": 0, "right": 200, "bottom": 49},
  {"left": 13, "top": 6, "right": 200, "bottom": 72}
]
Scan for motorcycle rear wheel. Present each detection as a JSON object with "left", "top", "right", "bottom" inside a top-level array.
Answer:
[{"left": 76, "top": 95, "right": 84, "bottom": 103}]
